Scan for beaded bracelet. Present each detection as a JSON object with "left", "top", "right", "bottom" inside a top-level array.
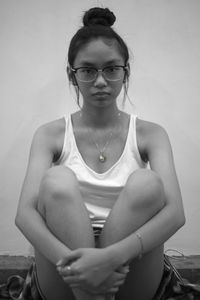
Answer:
[{"left": 136, "top": 232, "right": 144, "bottom": 259}]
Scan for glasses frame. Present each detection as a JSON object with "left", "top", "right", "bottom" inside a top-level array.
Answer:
[{"left": 71, "top": 65, "right": 128, "bottom": 82}]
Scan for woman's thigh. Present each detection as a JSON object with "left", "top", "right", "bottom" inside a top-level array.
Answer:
[
  {"left": 115, "top": 246, "right": 164, "bottom": 300},
  {"left": 99, "top": 169, "right": 166, "bottom": 299},
  {"left": 35, "top": 166, "right": 92, "bottom": 300},
  {"left": 35, "top": 250, "right": 75, "bottom": 300}
]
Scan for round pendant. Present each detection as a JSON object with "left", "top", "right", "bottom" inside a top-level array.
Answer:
[{"left": 99, "top": 154, "right": 106, "bottom": 162}]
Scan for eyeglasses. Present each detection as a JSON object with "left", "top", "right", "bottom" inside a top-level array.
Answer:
[{"left": 71, "top": 65, "right": 128, "bottom": 82}]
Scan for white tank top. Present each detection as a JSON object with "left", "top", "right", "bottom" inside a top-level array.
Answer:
[{"left": 56, "top": 114, "right": 147, "bottom": 228}]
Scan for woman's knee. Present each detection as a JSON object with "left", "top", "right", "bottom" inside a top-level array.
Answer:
[
  {"left": 38, "top": 166, "right": 78, "bottom": 211},
  {"left": 124, "top": 169, "right": 166, "bottom": 213}
]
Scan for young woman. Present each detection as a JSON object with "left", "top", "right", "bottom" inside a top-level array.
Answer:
[{"left": 15, "top": 7, "right": 185, "bottom": 300}]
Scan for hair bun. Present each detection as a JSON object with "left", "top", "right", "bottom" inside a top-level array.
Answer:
[{"left": 83, "top": 7, "right": 116, "bottom": 27}]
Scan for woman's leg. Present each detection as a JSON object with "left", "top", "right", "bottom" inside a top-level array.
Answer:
[
  {"left": 36, "top": 166, "right": 104, "bottom": 300},
  {"left": 99, "top": 169, "right": 166, "bottom": 300}
]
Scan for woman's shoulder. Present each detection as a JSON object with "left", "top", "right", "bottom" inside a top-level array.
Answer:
[
  {"left": 135, "top": 117, "right": 170, "bottom": 161},
  {"left": 136, "top": 118, "right": 167, "bottom": 137},
  {"left": 32, "top": 117, "right": 66, "bottom": 161},
  {"left": 35, "top": 117, "right": 66, "bottom": 139}
]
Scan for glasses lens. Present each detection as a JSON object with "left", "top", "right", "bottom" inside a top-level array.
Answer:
[
  {"left": 104, "top": 66, "right": 124, "bottom": 81},
  {"left": 76, "top": 68, "right": 96, "bottom": 82},
  {"left": 75, "top": 66, "right": 125, "bottom": 82}
]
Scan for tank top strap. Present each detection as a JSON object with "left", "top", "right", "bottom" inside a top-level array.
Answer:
[
  {"left": 55, "top": 115, "right": 72, "bottom": 164},
  {"left": 127, "top": 114, "right": 137, "bottom": 148},
  {"left": 127, "top": 114, "right": 145, "bottom": 166}
]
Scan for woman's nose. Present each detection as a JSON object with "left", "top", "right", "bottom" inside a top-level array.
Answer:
[{"left": 94, "top": 72, "right": 107, "bottom": 87}]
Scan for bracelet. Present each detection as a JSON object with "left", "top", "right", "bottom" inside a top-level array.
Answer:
[{"left": 135, "top": 232, "right": 144, "bottom": 259}]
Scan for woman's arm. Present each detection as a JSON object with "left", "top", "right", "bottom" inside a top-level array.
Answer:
[
  {"left": 15, "top": 121, "right": 71, "bottom": 265},
  {"left": 107, "top": 120, "right": 185, "bottom": 265}
]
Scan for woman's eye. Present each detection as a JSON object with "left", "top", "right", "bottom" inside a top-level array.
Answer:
[
  {"left": 107, "top": 67, "right": 118, "bottom": 73},
  {"left": 81, "top": 68, "right": 93, "bottom": 73}
]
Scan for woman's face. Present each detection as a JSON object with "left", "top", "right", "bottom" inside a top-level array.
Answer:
[{"left": 72, "top": 38, "right": 126, "bottom": 109}]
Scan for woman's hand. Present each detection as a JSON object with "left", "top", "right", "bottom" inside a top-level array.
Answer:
[
  {"left": 88, "top": 265, "right": 129, "bottom": 294},
  {"left": 56, "top": 247, "right": 127, "bottom": 293}
]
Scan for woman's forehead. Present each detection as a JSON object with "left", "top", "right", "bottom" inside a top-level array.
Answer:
[{"left": 73, "top": 38, "right": 124, "bottom": 66}]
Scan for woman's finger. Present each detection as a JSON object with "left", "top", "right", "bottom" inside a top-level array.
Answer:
[
  {"left": 57, "top": 264, "right": 73, "bottom": 276},
  {"left": 62, "top": 275, "right": 80, "bottom": 284},
  {"left": 56, "top": 250, "right": 81, "bottom": 267},
  {"left": 56, "top": 257, "right": 70, "bottom": 267},
  {"left": 117, "top": 265, "right": 130, "bottom": 274},
  {"left": 108, "top": 287, "right": 119, "bottom": 294},
  {"left": 113, "top": 279, "right": 125, "bottom": 287},
  {"left": 58, "top": 263, "right": 80, "bottom": 278},
  {"left": 113, "top": 272, "right": 126, "bottom": 281},
  {"left": 68, "top": 283, "right": 80, "bottom": 288}
]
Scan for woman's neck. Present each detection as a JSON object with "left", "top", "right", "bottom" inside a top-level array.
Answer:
[{"left": 80, "top": 105, "right": 121, "bottom": 129}]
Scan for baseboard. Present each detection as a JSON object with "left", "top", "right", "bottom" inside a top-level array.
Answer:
[
  {"left": 0, "top": 255, "right": 200, "bottom": 284},
  {"left": 0, "top": 255, "right": 33, "bottom": 284}
]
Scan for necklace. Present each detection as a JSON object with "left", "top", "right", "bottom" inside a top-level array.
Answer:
[
  {"left": 88, "top": 129, "right": 113, "bottom": 163},
  {"left": 80, "top": 110, "right": 121, "bottom": 163}
]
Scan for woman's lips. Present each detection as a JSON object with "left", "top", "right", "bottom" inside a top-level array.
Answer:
[{"left": 93, "top": 92, "right": 110, "bottom": 96}]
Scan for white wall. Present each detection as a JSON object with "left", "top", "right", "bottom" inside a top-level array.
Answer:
[{"left": 0, "top": 0, "right": 199, "bottom": 255}]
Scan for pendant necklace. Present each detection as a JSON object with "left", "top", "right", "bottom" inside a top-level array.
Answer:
[
  {"left": 80, "top": 111, "right": 121, "bottom": 163},
  {"left": 89, "top": 129, "right": 113, "bottom": 163}
]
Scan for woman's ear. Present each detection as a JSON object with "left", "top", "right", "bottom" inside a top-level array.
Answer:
[{"left": 66, "top": 65, "right": 78, "bottom": 86}]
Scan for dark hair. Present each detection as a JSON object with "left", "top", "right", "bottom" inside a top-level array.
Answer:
[{"left": 67, "top": 7, "right": 130, "bottom": 106}]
